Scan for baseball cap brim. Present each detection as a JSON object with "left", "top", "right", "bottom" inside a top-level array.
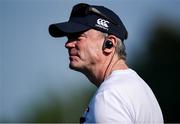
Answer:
[{"left": 49, "top": 21, "right": 91, "bottom": 37}]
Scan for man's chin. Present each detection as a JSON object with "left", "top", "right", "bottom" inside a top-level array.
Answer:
[
  {"left": 69, "top": 64, "right": 76, "bottom": 70},
  {"left": 69, "top": 64, "right": 81, "bottom": 72}
]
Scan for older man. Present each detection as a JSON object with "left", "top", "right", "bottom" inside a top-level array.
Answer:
[{"left": 49, "top": 3, "right": 163, "bottom": 123}]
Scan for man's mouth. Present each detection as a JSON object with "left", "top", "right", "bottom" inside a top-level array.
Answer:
[
  {"left": 69, "top": 49, "right": 78, "bottom": 56},
  {"left": 68, "top": 48, "right": 79, "bottom": 61},
  {"left": 69, "top": 53, "right": 78, "bottom": 60}
]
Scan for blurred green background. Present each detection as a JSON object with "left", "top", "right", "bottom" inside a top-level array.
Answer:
[{"left": 0, "top": 0, "right": 180, "bottom": 123}]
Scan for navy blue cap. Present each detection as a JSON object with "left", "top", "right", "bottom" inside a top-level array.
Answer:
[{"left": 49, "top": 3, "right": 128, "bottom": 41}]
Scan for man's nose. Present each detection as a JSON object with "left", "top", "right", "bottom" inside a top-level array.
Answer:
[{"left": 65, "top": 41, "right": 76, "bottom": 49}]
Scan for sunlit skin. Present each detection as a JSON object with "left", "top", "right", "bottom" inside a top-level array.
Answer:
[{"left": 65, "top": 29, "right": 128, "bottom": 87}]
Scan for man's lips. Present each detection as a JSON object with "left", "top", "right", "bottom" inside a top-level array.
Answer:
[
  {"left": 69, "top": 53, "right": 77, "bottom": 56},
  {"left": 69, "top": 52, "right": 78, "bottom": 56},
  {"left": 68, "top": 50, "right": 79, "bottom": 61},
  {"left": 69, "top": 55, "right": 79, "bottom": 62},
  {"left": 68, "top": 49, "right": 78, "bottom": 56}
]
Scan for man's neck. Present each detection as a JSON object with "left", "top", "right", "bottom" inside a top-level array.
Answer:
[
  {"left": 103, "top": 59, "right": 128, "bottom": 81},
  {"left": 84, "top": 56, "right": 128, "bottom": 87}
]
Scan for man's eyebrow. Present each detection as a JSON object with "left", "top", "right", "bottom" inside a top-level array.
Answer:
[{"left": 67, "top": 31, "right": 88, "bottom": 39}]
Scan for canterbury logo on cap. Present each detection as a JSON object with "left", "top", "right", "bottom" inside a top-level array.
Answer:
[{"left": 95, "top": 18, "right": 109, "bottom": 31}]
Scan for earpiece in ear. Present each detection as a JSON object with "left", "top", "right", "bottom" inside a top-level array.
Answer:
[{"left": 103, "top": 40, "right": 113, "bottom": 49}]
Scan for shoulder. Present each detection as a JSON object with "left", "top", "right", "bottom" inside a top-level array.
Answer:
[
  {"left": 98, "top": 69, "right": 146, "bottom": 96},
  {"left": 91, "top": 86, "right": 134, "bottom": 123},
  {"left": 96, "top": 69, "right": 156, "bottom": 110},
  {"left": 87, "top": 69, "right": 163, "bottom": 123}
]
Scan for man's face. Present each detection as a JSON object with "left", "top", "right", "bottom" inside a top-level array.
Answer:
[{"left": 65, "top": 29, "right": 104, "bottom": 72}]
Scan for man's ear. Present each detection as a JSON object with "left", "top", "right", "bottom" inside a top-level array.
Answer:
[{"left": 103, "top": 35, "right": 117, "bottom": 53}]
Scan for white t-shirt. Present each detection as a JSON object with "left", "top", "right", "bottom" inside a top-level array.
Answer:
[{"left": 82, "top": 69, "right": 163, "bottom": 123}]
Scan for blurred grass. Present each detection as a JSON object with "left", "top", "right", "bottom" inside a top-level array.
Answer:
[{"left": 21, "top": 83, "right": 96, "bottom": 123}]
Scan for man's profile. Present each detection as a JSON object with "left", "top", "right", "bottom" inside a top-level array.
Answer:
[{"left": 49, "top": 3, "right": 163, "bottom": 123}]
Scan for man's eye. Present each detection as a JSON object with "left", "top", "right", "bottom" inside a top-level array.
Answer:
[
  {"left": 67, "top": 33, "right": 85, "bottom": 41},
  {"left": 68, "top": 37, "right": 80, "bottom": 41}
]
